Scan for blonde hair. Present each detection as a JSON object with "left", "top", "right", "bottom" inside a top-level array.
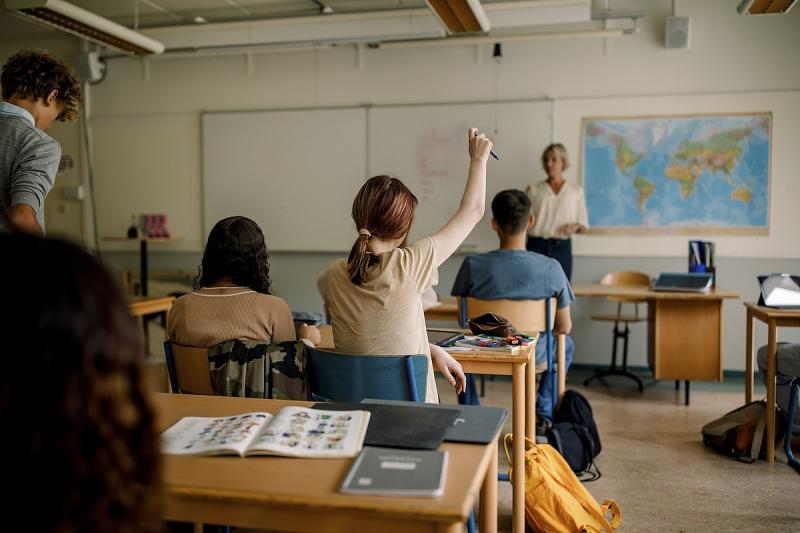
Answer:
[{"left": 541, "top": 143, "right": 570, "bottom": 172}]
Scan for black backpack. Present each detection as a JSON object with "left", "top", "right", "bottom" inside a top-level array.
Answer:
[
  {"left": 555, "top": 390, "right": 602, "bottom": 456},
  {"left": 547, "top": 390, "right": 602, "bottom": 481}
]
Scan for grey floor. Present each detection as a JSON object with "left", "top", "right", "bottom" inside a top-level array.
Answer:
[{"left": 436, "top": 371, "right": 800, "bottom": 533}]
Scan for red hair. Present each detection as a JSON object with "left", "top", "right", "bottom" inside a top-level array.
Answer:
[{"left": 347, "top": 175, "right": 418, "bottom": 284}]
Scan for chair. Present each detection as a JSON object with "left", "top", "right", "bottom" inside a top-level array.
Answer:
[
  {"left": 305, "top": 347, "right": 428, "bottom": 402},
  {"left": 162, "top": 342, "right": 232, "bottom": 533},
  {"left": 458, "top": 297, "right": 566, "bottom": 416},
  {"left": 584, "top": 271, "right": 650, "bottom": 392},
  {"left": 163, "top": 342, "right": 215, "bottom": 395},
  {"left": 305, "top": 347, "right": 477, "bottom": 533}
]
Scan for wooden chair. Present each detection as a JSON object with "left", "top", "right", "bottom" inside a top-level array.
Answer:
[
  {"left": 458, "top": 296, "right": 566, "bottom": 416},
  {"left": 584, "top": 271, "right": 650, "bottom": 392},
  {"left": 163, "top": 342, "right": 215, "bottom": 395},
  {"left": 306, "top": 347, "right": 428, "bottom": 402}
]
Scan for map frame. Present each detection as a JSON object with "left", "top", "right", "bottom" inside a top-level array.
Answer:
[{"left": 580, "top": 112, "right": 772, "bottom": 236}]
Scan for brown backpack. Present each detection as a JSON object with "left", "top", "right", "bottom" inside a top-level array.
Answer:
[{"left": 701, "top": 401, "right": 784, "bottom": 462}]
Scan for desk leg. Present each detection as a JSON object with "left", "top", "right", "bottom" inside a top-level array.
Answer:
[
  {"left": 766, "top": 320, "right": 777, "bottom": 463},
  {"left": 140, "top": 239, "right": 149, "bottom": 297},
  {"left": 526, "top": 356, "right": 535, "bottom": 441},
  {"left": 512, "top": 362, "right": 526, "bottom": 533},
  {"left": 480, "top": 438, "right": 498, "bottom": 533},
  {"left": 745, "top": 308, "right": 754, "bottom": 404}
]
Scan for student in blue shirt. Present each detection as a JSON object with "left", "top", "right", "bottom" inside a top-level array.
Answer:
[{"left": 451, "top": 189, "right": 575, "bottom": 420}]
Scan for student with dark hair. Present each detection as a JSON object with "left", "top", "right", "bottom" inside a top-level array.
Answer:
[
  {"left": 452, "top": 189, "right": 575, "bottom": 419},
  {"left": 318, "top": 128, "right": 493, "bottom": 402},
  {"left": 168, "top": 215, "right": 320, "bottom": 347},
  {"left": 0, "top": 49, "right": 82, "bottom": 233},
  {"left": 0, "top": 233, "right": 160, "bottom": 533}
]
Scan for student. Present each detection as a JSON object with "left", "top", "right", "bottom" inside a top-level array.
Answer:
[
  {"left": 318, "top": 128, "right": 492, "bottom": 402},
  {"left": 525, "top": 143, "right": 589, "bottom": 281},
  {"left": 451, "top": 189, "right": 575, "bottom": 420},
  {"left": 0, "top": 49, "right": 81, "bottom": 234},
  {"left": 0, "top": 233, "right": 160, "bottom": 532},
  {"left": 168, "top": 215, "right": 321, "bottom": 347}
]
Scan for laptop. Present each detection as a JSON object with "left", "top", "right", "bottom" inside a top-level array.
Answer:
[
  {"left": 362, "top": 399, "right": 507, "bottom": 444},
  {"left": 653, "top": 272, "right": 713, "bottom": 293},
  {"left": 758, "top": 274, "right": 800, "bottom": 309},
  {"left": 427, "top": 328, "right": 465, "bottom": 347}
]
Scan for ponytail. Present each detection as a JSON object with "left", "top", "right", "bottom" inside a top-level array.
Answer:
[{"left": 347, "top": 231, "right": 378, "bottom": 284}]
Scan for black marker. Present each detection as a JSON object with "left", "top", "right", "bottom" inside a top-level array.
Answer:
[{"left": 475, "top": 131, "right": 500, "bottom": 160}]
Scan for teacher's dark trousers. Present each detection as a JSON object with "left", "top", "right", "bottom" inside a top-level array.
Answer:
[{"left": 526, "top": 236, "right": 573, "bottom": 281}]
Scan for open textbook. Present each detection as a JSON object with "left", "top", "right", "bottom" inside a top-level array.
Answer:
[{"left": 161, "top": 406, "right": 370, "bottom": 458}]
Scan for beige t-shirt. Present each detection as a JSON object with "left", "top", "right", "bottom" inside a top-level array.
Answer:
[
  {"left": 167, "top": 287, "right": 296, "bottom": 347},
  {"left": 527, "top": 180, "right": 590, "bottom": 239},
  {"left": 318, "top": 237, "right": 440, "bottom": 403}
]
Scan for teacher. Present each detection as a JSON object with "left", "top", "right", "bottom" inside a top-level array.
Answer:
[{"left": 525, "top": 143, "right": 588, "bottom": 281}]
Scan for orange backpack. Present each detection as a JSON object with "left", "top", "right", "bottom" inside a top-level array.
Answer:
[{"left": 504, "top": 435, "right": 621, "bottom": 533}]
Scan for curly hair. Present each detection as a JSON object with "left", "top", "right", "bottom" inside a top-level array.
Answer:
[
  {"left": 0, "top": 234, "right": 161, "bottom": 533},
  {"left": 196, "top": 216, "right": 272, "bottom": 294},
  {"left": 1, "top": 49, "right": 82, "bottom": 122}
]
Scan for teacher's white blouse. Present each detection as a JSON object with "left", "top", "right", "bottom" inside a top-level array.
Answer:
[{"left": 526, "top": 180, "right": 589, "bottom": 240}]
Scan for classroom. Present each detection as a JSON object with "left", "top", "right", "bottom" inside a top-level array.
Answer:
[{"left": 1, "top": 0, "right": 799, "bottom": 532}]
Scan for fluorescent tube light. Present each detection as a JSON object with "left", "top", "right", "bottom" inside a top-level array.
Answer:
[
  {"left": 4, "top": 0, "right": 165, "bottom": 55},
  {"left": 426, "top": 0, "right": 491, "bottom": 33},
  {"left": 737, "top": 0, "right": 797, "bottom": 14}
]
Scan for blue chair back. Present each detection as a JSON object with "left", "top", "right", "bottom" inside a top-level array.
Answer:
[{"left": 306, "top": 347, "right": 428, "bottom": 402}]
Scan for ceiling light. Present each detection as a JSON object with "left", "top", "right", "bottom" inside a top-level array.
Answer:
[
  {"left": 426, "top": 0, "right": 491, "bottom": 34},
  {"left": 737, "top": 0, "right": 797, "bottom": 14},
  {"left": 4, "top": 0, "right": 165, "bottom": 54}
]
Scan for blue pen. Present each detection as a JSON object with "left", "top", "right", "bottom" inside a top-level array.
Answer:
[{"left": 475, "top": 131, "right": 500, "bottom": 160}]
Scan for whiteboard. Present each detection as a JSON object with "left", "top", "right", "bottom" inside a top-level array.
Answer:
[
  {"left": 202, "top": 101, "right": 551, "bottom": 252},
  {"left": 202, "top": 108, "right": 367, "bottom": 251},
  {"left": 368, "top": 101, "right": 552, "bottom": 251}
]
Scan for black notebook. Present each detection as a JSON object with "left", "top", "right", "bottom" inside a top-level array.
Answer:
[
  {"left": 362, "top": 399, "right": 507, "bottom": 444},
  {"left": 341, "top": 446, "right": 448, "bottom": 497},
  {"left": 311, "top": 402, "right": 459, "bottom": 450}
]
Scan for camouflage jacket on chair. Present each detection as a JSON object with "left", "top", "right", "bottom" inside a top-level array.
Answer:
[{"left": 207, "top": 339, "right": 308, "bottom": 400}]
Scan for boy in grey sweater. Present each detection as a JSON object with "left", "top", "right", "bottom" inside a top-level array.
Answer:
[{"left": 0, "top": 50, "right": 81, "bottom": 234}]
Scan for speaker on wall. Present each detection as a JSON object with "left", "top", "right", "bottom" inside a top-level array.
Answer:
[{"left": 665, "top": 16, "right": 691, "bottom": 49}]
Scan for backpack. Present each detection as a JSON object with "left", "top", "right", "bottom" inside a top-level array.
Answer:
[
  {"left": 701, "top": 400, "right": 785, "bottom": 462},
  {"left": 504, "top": 434, "right": 621, "bottom": 533},
  {"left": 555, "top": 390, "right": 602, "bottom": 457},
  {"left": 548, "top": 390, "right": 602, "bottom": 480},
  {"left": 546, "top": 422, "right": 599, "bottom": 480}
]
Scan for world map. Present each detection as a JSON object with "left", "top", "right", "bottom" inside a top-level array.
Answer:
[{"left": 582, "top": 114, "right": 770, "bottom": 232}]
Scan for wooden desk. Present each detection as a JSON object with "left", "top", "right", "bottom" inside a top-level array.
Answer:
[
  {"left": 744, "top": 302, "right": 800, "bottom": 463},
  {"left": 573, "top": 284, "right": 739, "bottom": 403},
  {"left": 317, "top": 325, "right": 512, "bottom": 532},
  {"left": 128, "top": 295, "right": 175, "bottom": 350},
  {"left": 425, "top": 299, "right": 459, "bottom": 322},
  {"left": 155, "top": 393, "right": 498, "bottom": 533},
  {"left": 128, "top": 295, "right": 175, "bottom": 317},
  {"left": 449, "top": 345, "right": 535, "bottom": 533}
]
